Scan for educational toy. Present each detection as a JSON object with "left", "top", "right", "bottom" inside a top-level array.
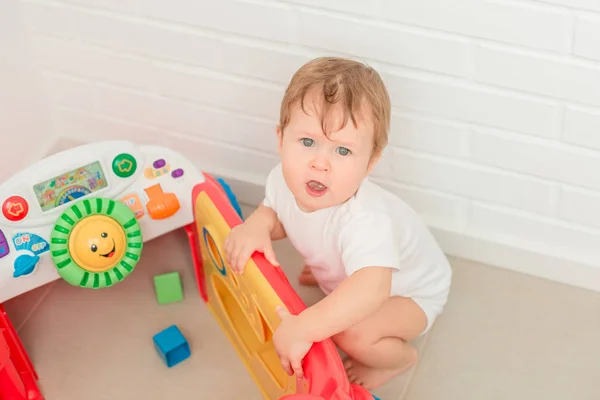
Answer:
[
  {"left": 153, "top": 325, "right": 191, "bottom": 368},
  {"left": 154, "top": 271, "right": 184, "bottom": 304},
  {"left": 0, "top": 140, "right": 205, "bottom": 303}
]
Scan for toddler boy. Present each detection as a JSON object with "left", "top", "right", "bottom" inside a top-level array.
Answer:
[{"left": 224, "top": 57, "right": 452, "bottom": 389}]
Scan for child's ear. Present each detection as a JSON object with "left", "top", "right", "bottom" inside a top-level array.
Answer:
[
  {"left": 276, "top": 125, "right": 283, "bottom": 150},
  {"left": 367, "top": 149, "right": 382, "bottom": 174}
]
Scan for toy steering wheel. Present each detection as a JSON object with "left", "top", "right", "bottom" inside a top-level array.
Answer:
[{"left": 50, "top": 197, "right": 143, "bottom": 288}]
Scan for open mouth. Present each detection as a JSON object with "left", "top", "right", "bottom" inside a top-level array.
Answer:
[
  {"left": 100, "top": 239, "right": 116, "bottom": 258},
  {"left": 306, "top": 180, "right": 328, "bottom": 197}
]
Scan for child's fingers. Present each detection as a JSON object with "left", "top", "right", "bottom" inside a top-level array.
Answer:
[
  {"left": 230, "top": 244, "right": 245, "bottom": 272},
  {"left": 224, "top": 235, "right": 240, "bottom": 269},
  {"left": 262, "top": 244, "right": 279, "bottom": 266},
  {"left": 223, "top": 237, "right": 233, "bottom": 266},
  {"left": 235, "top": 245, "right": 252, "bottom": 273},
  {"left": 280, "top": 358, "right": 293, "bottom": 376},
  {"left": 275, "top": 306, "right": 289, "bottom": 320},
  {"left": 291, "top": 359, "right": 303, "bottom": 379}
]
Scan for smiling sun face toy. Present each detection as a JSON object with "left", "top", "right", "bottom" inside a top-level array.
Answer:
[
  {"left": 50, "top": 198, "right": 143, "bottom": 289},
  {"left": 69, "top": 215, "right": 127, "bottom": 272}
]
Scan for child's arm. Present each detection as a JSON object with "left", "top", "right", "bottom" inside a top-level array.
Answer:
[
  {"left": 224, "top": 203, "right": 286, "bottom": 272},
  {"left": 273, "top": 266, "right": 392, "bottom": 377},
  {"left": 273, "top": 212, "right": 399, "bottom": 378},
  {"left": 296, "top": 266, "right": 392, "bottom": 342},
  {"left": 294, "top": 213, "right": 399, "bottom": 340},
  {"left": 245, "top": 204, "right": 286, "bottom": 240}
]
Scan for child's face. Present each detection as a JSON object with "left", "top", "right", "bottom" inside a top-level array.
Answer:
[{"left": 277, "top": 98, "right": 379, "bottom": 212}]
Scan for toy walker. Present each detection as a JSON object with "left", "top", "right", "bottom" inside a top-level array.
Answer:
[{"left": 0, "top": 140, "right": 378, "bottom": 400}]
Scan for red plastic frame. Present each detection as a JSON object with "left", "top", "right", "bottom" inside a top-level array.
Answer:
[
  {"left": 0, "top": 304, "right": 43, "bottom": 400},
  {"left": 185, "top": 173, "right": 374, "bottom": 400}
]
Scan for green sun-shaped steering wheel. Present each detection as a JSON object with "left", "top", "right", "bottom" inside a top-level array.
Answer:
[{"left": 50, "top": 197, "right": 143, "bottom": 289}]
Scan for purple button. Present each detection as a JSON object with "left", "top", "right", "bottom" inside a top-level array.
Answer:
[
  {"left": 0, "top": 242, "right": 9, "bottom": 258},
  {"left": 0, "top": 230, "right": 5, "bottom": 243},
  {"left": 153, "top": 159, "right": 166, "bottom": 169},
  {"left": 171, "top": 168, "right": 184, "bottom": 178}
]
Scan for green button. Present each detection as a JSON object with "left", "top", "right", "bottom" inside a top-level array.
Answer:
[{"left": 112, "top": 153, "right": 137, "bottom": 178}]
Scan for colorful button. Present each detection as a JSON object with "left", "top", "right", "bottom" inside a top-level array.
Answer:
[
  {"left": 144, "top": 164, "right": 171, "bottom": 180},
  {"left": 153, "top": 159, "right": 166, "bottom": 169},
  {"left": 144, "top": 184, "right": 180, "bottom": 220},
  {"left": 0, "top": 242, "right": 9, "bottom": 259},
  {"left": 2, "top": 196, "right": 29, "bottom": 222},
  {"left": 112, "top": 153, "right": 137, "bottom": 178},
  {"left": 121, "top": 193, "right": 145, "bottom": 219},
  {"left": 13, "top": 254, "right": 40, "bottom": 277},
  {"left": 171, "top": 168, "right": 184, "bottom": 178}
]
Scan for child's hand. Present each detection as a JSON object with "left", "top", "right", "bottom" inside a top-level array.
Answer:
[
  {"left": 273, "top": 307, "right": 313, "bottom": 379},
  {"left": 224, "top": 221, "right": 279, "bottom": 273}
]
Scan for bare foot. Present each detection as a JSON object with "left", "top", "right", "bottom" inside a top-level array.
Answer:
[
  {"left": 298, "top": 265, "right": 318, "bottom": 286},
  {"left": 343, "top": 348, "right": 417, "bottom": 389}
]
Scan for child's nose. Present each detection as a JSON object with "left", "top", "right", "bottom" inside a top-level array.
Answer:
[{"left": 310, "top": 154, "right": 330, "bottom": 171}]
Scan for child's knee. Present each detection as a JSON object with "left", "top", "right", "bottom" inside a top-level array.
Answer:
[{"left": 332, "top": 325, "right": 374, "bottom": 357}]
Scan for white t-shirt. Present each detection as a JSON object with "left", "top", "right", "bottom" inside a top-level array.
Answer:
[{"left": 263, "top": 162, "right": 452, "bottom": 304}]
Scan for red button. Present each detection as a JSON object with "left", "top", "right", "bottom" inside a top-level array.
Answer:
[{"left": 2, "top": 196, "right": 29, "bottom": 222}]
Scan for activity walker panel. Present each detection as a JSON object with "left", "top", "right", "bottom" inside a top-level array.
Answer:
[{"left": 193, "top": 191, "right": 298, "bottom": 399}]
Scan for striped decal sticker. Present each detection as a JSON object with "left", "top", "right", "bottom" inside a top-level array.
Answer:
[
  {"left": 56, "top": 258, "right": 72, "bottom": 269},
  {"left": 120, "top": 261, "right": 133, "bottom": 272},
  {"left": 127, "top": 230, "right": 141, "bottom": 238},
  {"left": 54, "top": 225, "right": 70, "bottom": 235},
  {"left": 52, "top": 249, "right": 68, "bottom": 257},
  {"left": 123, "top": 218, "right": 137, "bottom": 229},
  {"left": 71, "top": 204, "right": 83, "bottom": 219},
  {"left": 83, "top": 199, "right": 91, "bottom": 215},
  {"left": 107, "top": 200, "right": 115, "bottom": 215},
  {"left": 61, "top": 214, "right": 75, "bottom": 226},
  {"left": 104, "top": 272, "right": 112, "bottom": 286},
  {"left": 80, "top": 272, "right": 90, "bottom": 286}
]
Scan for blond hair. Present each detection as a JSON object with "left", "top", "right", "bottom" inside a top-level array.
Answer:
[{"left": 278, "top": 57, "right": 391, "bottom": 157}]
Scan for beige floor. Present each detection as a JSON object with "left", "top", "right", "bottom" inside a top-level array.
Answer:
[{"left": 4, "top": 139, "right": 600, "bottom": 399}]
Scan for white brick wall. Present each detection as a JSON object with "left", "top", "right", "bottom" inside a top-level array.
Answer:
[
  {"left": 9, "top": 0, "right": 600, "bottom": 290},
  {"left": 0, "top": 1, "right": 57, "bottom": 183}
]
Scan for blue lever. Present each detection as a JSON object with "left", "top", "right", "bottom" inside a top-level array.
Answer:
[{"left": 14, "top": 254, "right": 40, "bottom": 277}]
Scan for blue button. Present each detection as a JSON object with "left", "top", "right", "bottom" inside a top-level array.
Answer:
[
  {"left": 0, "top": 242, "right": 9, "bottom": 259},
  {"left": 13, "top": 254, "right": 40, "bottom": 277}
]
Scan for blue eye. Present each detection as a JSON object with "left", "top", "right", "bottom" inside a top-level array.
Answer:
[
  {"left": 336, "top": 147, "right": 351, "bottom": 156},
  {"left": 301, "top": 138, "right": 314, "bottom": 147}
]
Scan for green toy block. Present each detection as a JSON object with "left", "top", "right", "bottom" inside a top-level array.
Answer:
[{"left": 153, "top": 272, "right": 184, "bottom": 304}]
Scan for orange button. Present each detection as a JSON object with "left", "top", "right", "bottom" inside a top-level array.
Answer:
[
  {"left": 144, "top": 184, "right": 180, "bottom": 220},
  {"left": 2, "top": 196, "right": 29, "bottom": 222},
  {"left": 121, "top": 193, "right": 145, "bottom": 219}
]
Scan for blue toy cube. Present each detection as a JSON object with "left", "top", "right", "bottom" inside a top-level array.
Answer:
[{"left": 153, "top": 325, "right": 190, "bottom": 367}]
